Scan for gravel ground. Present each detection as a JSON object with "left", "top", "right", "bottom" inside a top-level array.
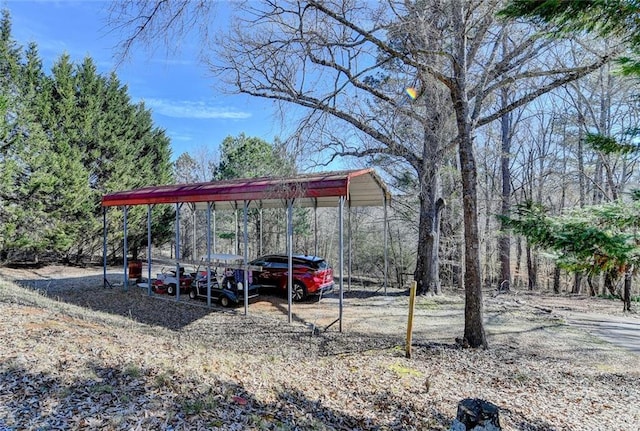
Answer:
[{"left": 0, "top": 264, "right": 638, "bottom": 430}]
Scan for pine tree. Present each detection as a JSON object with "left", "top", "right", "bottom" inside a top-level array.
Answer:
[
  {"left": 0, "top": 9, "right": 174, "bottom": 262},
  {"left": 36, "top": 54, "right": 92, "bottom": 261},
  {"left": 0, "top": 15, "right": 57, "bottom": 261},
  {"left": 216, "top": 133, "right": 295, "bottom": 180},
  {"left": 215, "top": 134, "right": 303, "bottom": 255}
]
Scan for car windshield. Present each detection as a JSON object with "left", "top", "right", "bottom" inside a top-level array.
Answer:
[
  {"left": 297, "top": 258, "right": 328, "bottom": 270},
  {"left": 314, "top": 260, "right": 328, "bottom": 270}
]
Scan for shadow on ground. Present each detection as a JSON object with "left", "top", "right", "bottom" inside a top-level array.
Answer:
[
  {"left": 9, "top": 273, "right": 407, "bottom": 352},
  {"left": 12, "top": 274, "right": 221, "bottom": 331}
]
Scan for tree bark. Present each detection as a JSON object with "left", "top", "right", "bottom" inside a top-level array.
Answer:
[
  {"left": 573, "top": 272, "right": 583, "bottom": 294},
  {"left": 482, "top": 176, "right": 494, "bottom": 286},
  {"left": 604, "top": 270, "right": 618, "bottom": 296},
  {"left": 432, "top": 197, "right": 446, "bottom": 295},
  {"left": 514, "top": 235, "right": 522, "bottom": 288},
  {"left": 553, "top": 265, "right": 561, "bottom": 294},
  {"left": 526, "top": 242, "right": 537, "bottom": 290},
  {"left": 587, "top": 275, "right": 597, "bottom": 297},
  {"left": 498, "top": 85, "right": 512, "bottom": 292},
  {"left": 459, "top": 131, "right": 487, "bottom": 348},
  {"left": 577, "top": 118, "right": 586, "bottom": 208},
  {"left": 452, "top": 0, "right": 487, "bottom": 349},
  {"left": 414, "top": 169, "right": 444, "bottom": 295},
  {"left": 623, "top": 267, "right": 632, "bottom": 312}
]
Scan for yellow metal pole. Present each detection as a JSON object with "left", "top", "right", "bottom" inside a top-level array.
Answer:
[{"left": 406, "top": 281, "right": 417, "bottom": 359}]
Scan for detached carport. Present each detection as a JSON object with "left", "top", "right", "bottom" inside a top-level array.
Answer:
[{"left": 101, "top": 168, "right": 391, "bottom": 331}]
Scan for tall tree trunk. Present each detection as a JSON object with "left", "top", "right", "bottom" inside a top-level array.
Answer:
[
  {"left": 414, "top": 168, "right": 444, "bottom": 295},
  {"left": 432, "top": 197, "right": 446, "bottom": 295},
  {"left": 598, "top": 64, "right": 618, "bottom": 202},
  {"left": 459, "top": 131, "right": 486, "bottom": 348},
  {"left": 577, "top": 119, "right": 586, "bottom": 208},
  {"left": 592, "top": 157, "right": 604, "bottom": 204},
  {"left": 456, "top": 124, "right": 487, "bottom": 347},
  {"left": 572, "top": 114, "right": 586, "bottom": 296},
  {"left": 553, "top": 265, "right": 561, "bottom": 294},
  {"left": 623, "top": 267, "right": 632, "bottom": 312},
  {"left": 573, "top": 272, "right": 583, "bottom": 294},
  {"left": 452, "top": 0, "right": 486, "bottom": 349},
  {"left": 587, "top": 275, "right": 597, "bottom": 297},
  {"left": 554, "top": 148, "right": 568, "bottom": 296},
  {"left": 604, "top": 269, "right": 618, "bottom": 296},
  {"left": 498, "top": 85, "right": 512, "bottom": 292},
  {"left": 483, "top": 182, "right": 493, "bottom": 286},
  {"left": 514, "top": 235, "right": 522, "bottom": 288},
  {"left": 526, "top": 242, "right": 537, "bottom": 290}
]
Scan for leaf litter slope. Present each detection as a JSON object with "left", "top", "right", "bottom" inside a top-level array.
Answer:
[{"left": 0, "top": 265, "right": 638, "bottom": 430}]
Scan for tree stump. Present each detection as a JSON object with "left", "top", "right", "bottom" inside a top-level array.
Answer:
[{"left": 450, "top": 398, "right": 501, "bottom": 431}]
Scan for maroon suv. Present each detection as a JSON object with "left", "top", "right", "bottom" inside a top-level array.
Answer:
[{"left": 250, "top": 254, "right": 334, "bottom": 301}]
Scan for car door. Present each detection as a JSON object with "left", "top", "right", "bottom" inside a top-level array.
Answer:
[
  {"left": 252, "top": 256, "right": 281, "bottom": 287},
  {"left": 264, "top": 256, "right": 289, "bottom": 287}
]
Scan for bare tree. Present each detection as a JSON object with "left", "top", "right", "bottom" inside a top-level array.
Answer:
[{"left": 109, "top": 0, "right": 618, "bottom": 348}]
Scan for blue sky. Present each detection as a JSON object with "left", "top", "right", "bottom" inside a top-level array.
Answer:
[{"left": 5, "top": 0, "right": 283, "bottom": 160}]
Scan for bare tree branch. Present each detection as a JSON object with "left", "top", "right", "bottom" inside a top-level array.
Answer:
[{"left": 478, "top": 52, "right": 615, "bottom": 127}]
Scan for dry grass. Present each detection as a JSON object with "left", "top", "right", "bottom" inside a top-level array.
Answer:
[{"left": 0, "top": 265, "right": 638, "bottom": 430}]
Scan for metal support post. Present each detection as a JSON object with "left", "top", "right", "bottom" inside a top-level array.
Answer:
[
  {"left": 347, "top": 201, "right": 351, "bottom": 292},
  {"left": 103, "top": 207, "right": 107, "bottom": 288},
  {"left": 147, "top": 204, "right": 152, "bottom": 296},
  {"left": 123, "top": 206, "right": 129, "bottom": 291},
  {"left": 384, "top": 196, "right": 389, "bottom": 295},
  {"left": 175, "top": 203, "right": 182, "bottom": 301},
  {"left": 287, "top": 198, "right": 294, "bottom": 324},
  {"left": 207, "top": 202, "right": 212, "bottom": 307},
  {"left": 338, "top": 196, "right": 344, "bottom": 332},
  {"left": 314, "top": 199, "right": 318, "bottom": 257},
  {"left": 243, "top": 200, "right": 249, "bottom": 315}
]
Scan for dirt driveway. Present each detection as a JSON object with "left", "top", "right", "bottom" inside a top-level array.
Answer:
[
  {"left": 560, "top": 313, "right": 640, "bottom": 353},
  {"left": 252, "top": 282, "right": 640, "bottom": 356},
  {"left": 2, "top": 263, "right": 637, "bottom": 355}
]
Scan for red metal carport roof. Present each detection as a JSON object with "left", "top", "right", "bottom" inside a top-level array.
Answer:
[{"left": 102, "top": 168, "right": 390, "bottom": 209}]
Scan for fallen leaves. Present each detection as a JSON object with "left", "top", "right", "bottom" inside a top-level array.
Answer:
[
  {"left": 0, "top": 270, "right": 639, "bottom": 430},
  {"left": 232, "top": 395, "right": 247, "bottom": 406}
]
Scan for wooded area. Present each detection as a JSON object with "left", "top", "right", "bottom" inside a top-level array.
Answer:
[
  {"left": 0, "top": 11, "right": 175, "bottom": 264},
  {"left": 2, "top": 1, "right": 640, "bottom": 350},
  {"left": 108, "top": 0, "right": 640, "bottom": 347}
]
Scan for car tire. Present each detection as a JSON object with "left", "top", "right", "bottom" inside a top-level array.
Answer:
[
  {"left": 167, "top": 284, "right": 176, "bottom": 296},
  {"left": 292, "top": 281, "right": 307, "bottom": 302},
  {"left": 219, "top": 295, "right": 230, "bottom": 307},
  {"left": 189, "top": 288, "right": 197, "bottom": 300}
]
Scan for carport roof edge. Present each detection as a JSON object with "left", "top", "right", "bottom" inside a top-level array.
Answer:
[{"left": 101, "top": 168, "right": 391, "bottom": 209}]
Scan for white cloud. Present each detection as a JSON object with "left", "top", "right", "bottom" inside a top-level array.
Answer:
[
  {"left": 166, "top": 131, "right": 194, "bottom": 143},
  {"left": 142, "top": 98, "right": 252, "bottom": 120}
]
